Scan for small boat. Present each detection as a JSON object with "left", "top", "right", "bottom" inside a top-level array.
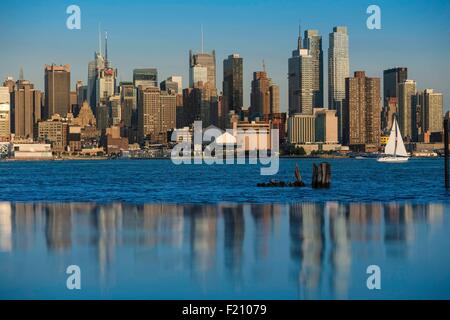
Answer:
[
  {"left": 377, "top": 116, "right": 409, "bottom": 163},
  {"left": 355, "top": 156, "right": 367, "bottom": 160}
]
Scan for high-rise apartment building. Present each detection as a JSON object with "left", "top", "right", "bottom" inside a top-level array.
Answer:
[
  {"left": 137, "top": 86, "right": 177, "bottom": 143},
  {"left": 343, "top": 71, "right": 381, "bottom": 147},
  {"left": 303, "top": 29, "right": 324, "bottom": 108},
  {"left": 223, "top": 54, "right": 243, "bottom": 116},
  {"left": 167, "top": 76, "right": 183, "bottom": 94},
  {"left": 398, "top": 79, "right": 417, "bottom": 140}
]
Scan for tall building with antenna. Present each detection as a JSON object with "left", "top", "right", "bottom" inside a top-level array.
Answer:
[
  {"left": 189, "top": 26, "right": 216, "bottom": 89},
  {"left": 303, "top": 29, "right": 323, "bottom": 108},
  {"left": 288, "top": 25, "right": 313, "bottom": 116}
]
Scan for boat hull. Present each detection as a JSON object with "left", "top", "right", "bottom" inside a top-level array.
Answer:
[{"left": 377, "top": 156, "right": 409, "bottom": 163}]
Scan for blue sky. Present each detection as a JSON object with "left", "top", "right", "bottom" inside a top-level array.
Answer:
[{"left": 0, "top": 0, "right": 449, "bottom": 112}]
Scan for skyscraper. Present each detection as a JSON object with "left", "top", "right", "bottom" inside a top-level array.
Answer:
[
  {"left": 138, "top": 86, "right": 160, "bottom": 142},
  {"left": 223, "top": 54, "right": 243, "bottom": 116},
  {"left": 288, "top": 46, "right": 313, "bottom": 115},
  {"left": 44, "top": 64, "right": 70, "bottom": 118},
  {"left": 303, "top": 29, "right": 324, "bottom": 108},
  {"left": 398, "top": 80, "right": 417, "bottom": 140},
  {"left": 133, "top": 69, "right": 158, "bottom": 88},
  {"left": 87, "top": 52, "right": 105, "bottom": 112},
  {"left": 422, "top": 89, "right": 443, "bottom": 135},
  {"left": 250, "top": 71, "right": 271, "bottom": 118},
  {"left": 13, "top": 79, "right": 42, "bottom": 138},
  {"left": 383, "top": 67, "right": 408, "bottom": 101},
  {"left": 343, "top": 71, "right": 381, "bottom": 148},
  {"left": 189, "top": 50, "right": 216, "bottom": 88}
]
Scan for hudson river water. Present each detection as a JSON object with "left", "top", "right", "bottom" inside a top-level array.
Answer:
[{"left": 0, "top": 158, "right": 449, "bottom": 299}]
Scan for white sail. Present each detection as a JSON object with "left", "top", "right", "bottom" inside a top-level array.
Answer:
[
  {"left": 394, "top": 119, "right": 408, "bottom": 157},
  {"left": 384, "top": 121, "right": 397, "bottom": 155},
  {"left": 384, "top": 117, "right": 408, "bottom": 157}
]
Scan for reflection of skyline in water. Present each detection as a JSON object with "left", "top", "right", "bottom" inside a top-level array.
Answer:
[{"left": 0, "top": 202, "right": 448, "bottom": 299}]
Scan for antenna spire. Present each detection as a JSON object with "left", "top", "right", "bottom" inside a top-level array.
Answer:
[
  {"left": 98, "top": 23, "right": 102, "bottom": 55},
  {"left": 201, "top": 24, "right": 204, "bottom": 53},
  {"left": 298, "top": 20, "right": 303, "bottom": 50},
  {"left": 262, "top": 59, "right": 266, "bottom": 73},
  {"left": 19, "top": 67, "right": 24, "bottom": 81},
  {"left": 105, "top": 31, "right": 109, "bottom": 67}
]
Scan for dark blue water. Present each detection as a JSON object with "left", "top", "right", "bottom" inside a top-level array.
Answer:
[
  {"left": 0, "top": 158, "right": 448, "bottom": 203},
  {"left": 0, "top": 159, "right": 449, "bottom": 299}
]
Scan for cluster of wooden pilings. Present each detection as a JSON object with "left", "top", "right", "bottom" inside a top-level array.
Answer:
[
  {"left": 312, "top": 162, "right": 331, "bottom": 189},
  {"left": 257, "top": 162, "right": 331, "bottom": 188}
]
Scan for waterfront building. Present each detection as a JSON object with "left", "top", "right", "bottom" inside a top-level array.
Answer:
[
  {"left": 314, "top": 108, "right": 338, "bottom": 144},
  {"left": 288, "top": 114, "right": 316, "bottom": 144},
  {"left": 303, "top": 29, "right": 324, "bottom": 108},
  {"left": 104, "top": 125, "right": 129, "bottom": 154},
  {"left": 343, "top": 71, "right": 381, "bottom": 149},
  {"left": 38, "top": 114, "right": 69, "bottom": 152},
  {"left": 44, "top": 64, "right": 71, "bottom": 118},
  {"left": 398, "top": 79, "right": 417, "bottom": 140},
  {"left": 223, "top": 54, "right": 243, "bottom": 116},
  {"left": 12, "top": 143, "right": 52, "bottom": 159}
]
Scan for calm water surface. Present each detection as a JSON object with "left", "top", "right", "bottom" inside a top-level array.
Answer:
[{"left": 0, "top": 159, "right": 449, "bottom": 299}]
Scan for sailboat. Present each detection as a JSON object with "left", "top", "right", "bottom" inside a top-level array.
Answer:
[{"left": 377, "top": 116, "right": 409, "bottom": 163}]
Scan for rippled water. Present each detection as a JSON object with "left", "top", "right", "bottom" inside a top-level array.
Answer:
[
  {"left": 0, "top": 158, "right": 448, "bottom": 203},
  {"left": 0, "top": 159, "right": 449, "bottom": 299}
]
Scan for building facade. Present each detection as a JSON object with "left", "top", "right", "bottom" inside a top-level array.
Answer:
[
  {"left": 303, "top": 29, "right": 324, "bottom": 108},
  {"left": 44, "top": 64, "right": 71, "bottom": 118},
  {"left": 344, "top": 71, "right": 381, "bottom": 148},
  {"left": 223, "top": 54, "right": 243, "bottom": 116}
]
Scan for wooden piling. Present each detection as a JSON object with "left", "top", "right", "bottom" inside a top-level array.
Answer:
[
  {"left": 445, "top": 118, "right": 449, "bottom": 189},
  {"left": 312, "top": 162, "right": 331, "bottom": 188}
]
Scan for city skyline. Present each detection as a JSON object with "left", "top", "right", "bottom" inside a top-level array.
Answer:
[{"left": 0, "top": 0, "right": 449, "bottom": 113}]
